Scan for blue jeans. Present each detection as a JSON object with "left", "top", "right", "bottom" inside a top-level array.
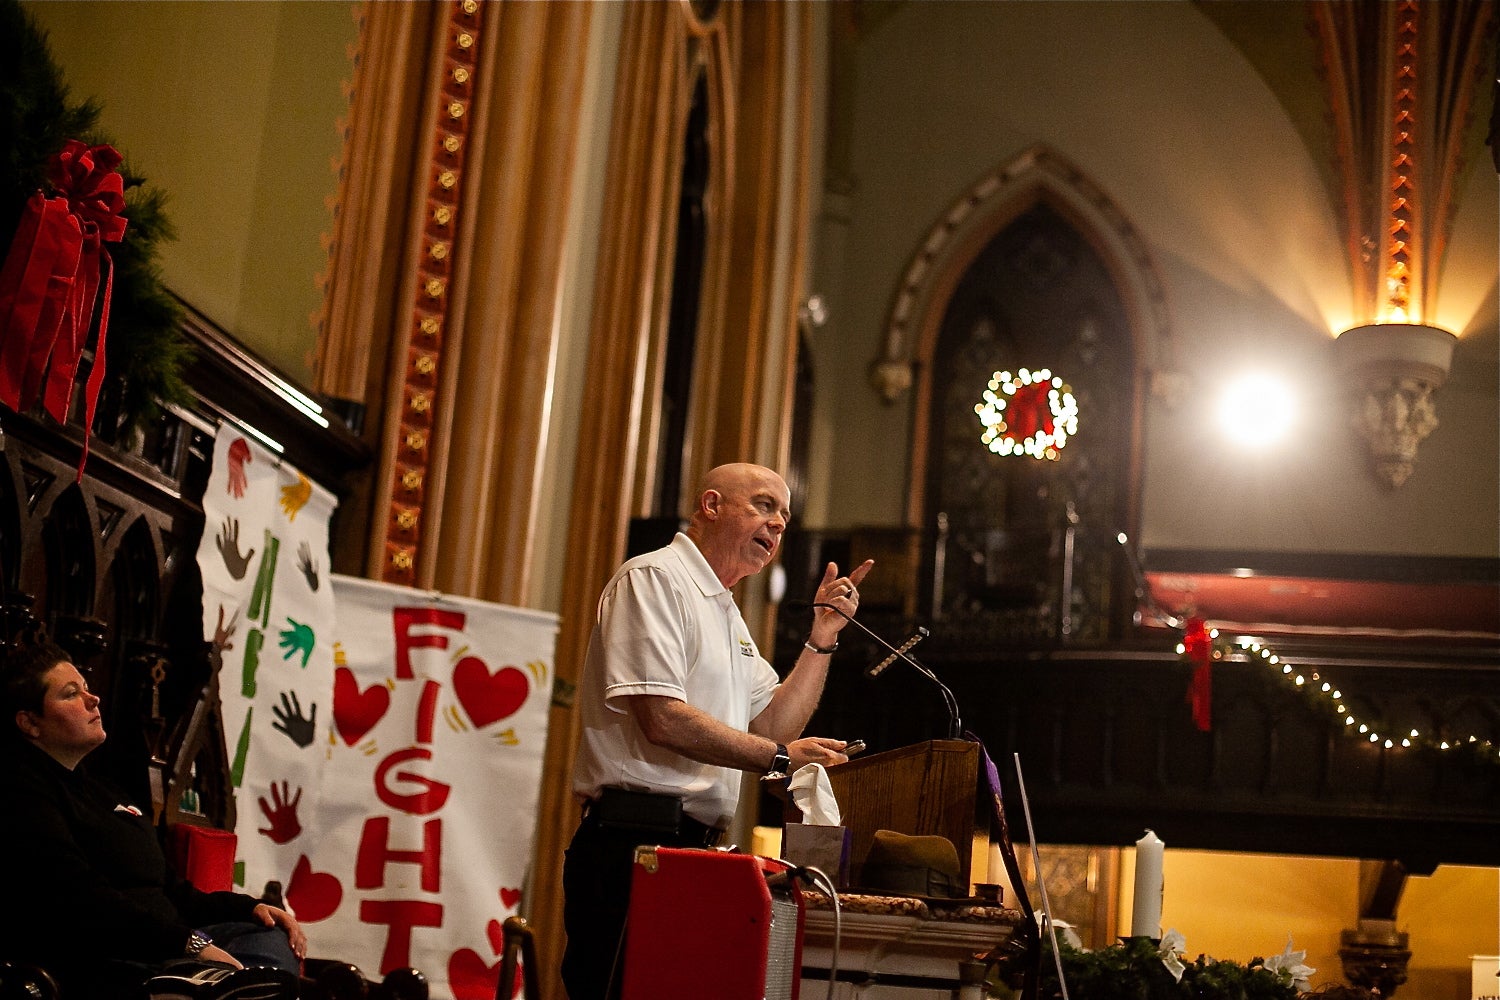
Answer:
[{"left": 199, "top": 920, "right": 300, "bottom": 972}]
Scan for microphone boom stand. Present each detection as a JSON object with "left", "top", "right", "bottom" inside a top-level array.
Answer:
[{"left": 804, "top": 601, "right": 963, "bottom": 739}]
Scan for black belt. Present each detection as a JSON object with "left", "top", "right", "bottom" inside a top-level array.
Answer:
[{"left": 582, "top": 786, "right": 726, "bottom": 849}]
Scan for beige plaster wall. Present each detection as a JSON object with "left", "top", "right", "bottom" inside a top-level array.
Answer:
[
  {"left": 24, "top": 0, "right": 359, "bottom": 386},
  {"left": 814, "top": 0, "right": 1498, "bottom": 558},
  {"left": 1116, "top": 849, "right": 1499, "bottom": 1000}
]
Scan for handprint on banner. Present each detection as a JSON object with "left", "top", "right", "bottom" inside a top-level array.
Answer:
[
  {"left": 212, "top": 604, "right": 238, "bottom": 656},
  {"left": 279, "top": 473, "right": 312, "bottom": 522},
  {"left": 285, "top": 854, "right": 343, "bottom": 923},
  {"left": 332, "top": 665, "right": 390, "bottom": 746},
  {"left": 452, "top": 656, "right": 531, "bottom": 729},
  {"left": 271, "top": 690, "right": 317, "bottom": 748},
  {"left": 227, "top": 436, "right": 252, "bottom": 499},
  {"left": 215, "top": 518, "right": 255, "bottom": 580},
  {"left": 278, "top": 619, "right": 315, "bottom": 669},
  {"left": 256, "top": 781, "right": 303, "bottom": 844},
  {"left": 296, "top": 540, "right": 320, "bottom": 592}
]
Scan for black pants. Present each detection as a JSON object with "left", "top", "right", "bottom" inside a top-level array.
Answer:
[{"left": 560, "top": 813, "right": 722, "bottom": 1000}]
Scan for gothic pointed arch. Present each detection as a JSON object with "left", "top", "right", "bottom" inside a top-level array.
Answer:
[{"left": 890, "top": 147, "right": 1174, "bottom": 644}]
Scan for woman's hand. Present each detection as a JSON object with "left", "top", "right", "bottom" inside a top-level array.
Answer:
[{"left": 252, "top": 902, "right": 309, "bottom": 961}]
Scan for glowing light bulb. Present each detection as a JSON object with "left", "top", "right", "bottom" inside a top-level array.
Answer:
[{"left": 1217, "top": 373, "right": 1298, "bottom": 448}]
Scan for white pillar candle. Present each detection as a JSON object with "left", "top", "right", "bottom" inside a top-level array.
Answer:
[{"left": 1131, "top": 829, "right": 1164, "bottom": 938}]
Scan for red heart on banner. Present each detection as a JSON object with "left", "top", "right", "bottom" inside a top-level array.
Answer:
[
  {"left": 448, "top": 949, "right": 506, "bottom": 1000},
  {"left": 452, "top": 657, "right": 529, "bottom": 729},
  {"left": 500, "top": 887, "right": 522, "bottom": 910},
  {"left": 285, "top": 854, "right": 342, "bottom": 923},
  {"left": 486, "top": 918, "right": 505, "bottom": 955},
  {"left": 333, "top": 666, "right": 390, "bottom": 745}
]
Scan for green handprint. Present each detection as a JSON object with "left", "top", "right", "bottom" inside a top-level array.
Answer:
[{"left": 278, "top": 618, "right": 315, "bottom": 668}]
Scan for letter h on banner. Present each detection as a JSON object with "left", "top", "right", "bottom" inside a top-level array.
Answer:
[{"left": 357, "top": 816, "right": 443, "bottom": 893}]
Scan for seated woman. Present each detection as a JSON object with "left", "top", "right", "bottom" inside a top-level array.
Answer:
[{"left": 0, "top": 638, "right": 307, "bottom": 995}]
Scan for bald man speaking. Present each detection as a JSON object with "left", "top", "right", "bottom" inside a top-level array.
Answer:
[{"left": 561, "top": 463, "right": 873, "bottom": 999}]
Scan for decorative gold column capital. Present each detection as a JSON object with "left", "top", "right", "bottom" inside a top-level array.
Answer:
[
  {"left": 869, "top": 357, "right": 914, "bottom": 404},
  {"left": 1334, "top": 323, "right": 1456, "bottom": 488}
]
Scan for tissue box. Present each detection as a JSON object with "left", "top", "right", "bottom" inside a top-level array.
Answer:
[{"left": 782, "top": 823, "right": 850, "bottom": 887}]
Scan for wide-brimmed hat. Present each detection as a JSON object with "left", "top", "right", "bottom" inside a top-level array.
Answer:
[{"left": 860, "top": 829, "right": 965, "bottom": 899}]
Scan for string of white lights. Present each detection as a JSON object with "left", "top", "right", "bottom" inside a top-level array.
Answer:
[{"left": 1173, "top": 628, "right": 1500, "bottom": 762}]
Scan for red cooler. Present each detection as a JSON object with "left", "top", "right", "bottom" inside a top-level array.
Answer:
[{"left": 621, "top": 847, "right": 804, "bottom": 1000}]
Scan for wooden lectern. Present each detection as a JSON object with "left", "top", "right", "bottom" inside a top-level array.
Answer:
[{"left": 789, "top": 739, "right": 987, "bottom": 891}]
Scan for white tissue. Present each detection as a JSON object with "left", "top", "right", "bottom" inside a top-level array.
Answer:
[{"left": 789, "top": 762, "right": 841, "bottom": 825}]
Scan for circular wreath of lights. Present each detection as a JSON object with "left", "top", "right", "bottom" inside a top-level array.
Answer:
[{"left": 974, "top": 367, "right": 1078, "bottom": 460}]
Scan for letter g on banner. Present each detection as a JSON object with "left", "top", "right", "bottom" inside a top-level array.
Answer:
[{"left": 375, "top": 746, "right": 452, "bottom": 814}]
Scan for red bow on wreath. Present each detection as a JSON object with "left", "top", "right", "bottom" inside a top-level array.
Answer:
[
  {"left": 0, "top": 139, "right": 128, "bottom": 478},
  {"left": 1182, "top": 616, "right": 1213, "bottom": 731},
  {"left": 1006, "top": 380, "right": 1056, "bottom": 443}
]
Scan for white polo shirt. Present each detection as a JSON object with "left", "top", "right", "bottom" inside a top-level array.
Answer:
[{"left": 571, "top": 533, "right": 780, "bottom": 828}]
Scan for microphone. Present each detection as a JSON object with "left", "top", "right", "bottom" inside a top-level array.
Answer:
[
  {"left": 788, "top": 601, "right": 962, "bottom": 738},
  {"left": 866, "top": 626, "right": 930, "bottom": 679},
  {"left": 783, "top": 600, "right": 918, "bottom": 671}
]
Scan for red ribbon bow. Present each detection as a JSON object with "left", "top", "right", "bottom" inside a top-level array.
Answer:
[
  {"left": 0, "top": 139, "right": 128, "bottom": 477},
  {"left": 1182, "top": 616, "right": 1213, "bottom": 731},
  {"left": 1006, "top": 380, "right": 1056, "bottom": 444}
]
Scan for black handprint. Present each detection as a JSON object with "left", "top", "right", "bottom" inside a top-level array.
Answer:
[
  {"left": 297, "top": 540, "right": 320, "bottom": 592},
  {"left": 270, "top": 689, "right": 317, "bottom": 748},
  {"left": 216, "top": 518, "right": 255, "bottom": 580}
]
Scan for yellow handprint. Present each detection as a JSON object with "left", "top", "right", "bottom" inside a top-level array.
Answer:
[{"left": 280, "top": 473, "right": 313, "bottom": 522}]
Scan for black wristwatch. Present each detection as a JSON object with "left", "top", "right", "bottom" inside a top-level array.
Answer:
[
  {"left": 768, "top": 743, "right": 791, "bottom": 776},
  {"left": 185, "top": 930, "right": 213, "bottom": 958}
]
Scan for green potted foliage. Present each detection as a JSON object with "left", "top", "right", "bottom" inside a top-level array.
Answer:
[{"left": 1, "top": 0, "right": 191, "bottom": 443}]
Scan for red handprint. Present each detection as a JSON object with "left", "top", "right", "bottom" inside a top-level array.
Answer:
[
  {"left": 227, "top": 436, "right": 252, "bottom": 498},
  {"left": 256, "top": 780, "right": 303, "bottom": 844}
]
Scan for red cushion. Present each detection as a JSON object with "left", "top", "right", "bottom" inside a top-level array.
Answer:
[{"left": 172, "top": 824, "right": 237, "bottom": 893}]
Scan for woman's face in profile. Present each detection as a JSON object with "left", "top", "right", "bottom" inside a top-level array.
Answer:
[{"left": 20, "top": 661, "right": 107, "bottom": 766}]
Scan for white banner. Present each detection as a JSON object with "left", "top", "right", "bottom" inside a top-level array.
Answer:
[
  {"left": 196, "top": 425, "right": 338, "bottom": 895},
  {"left": 288, "top": 574, "right": 557, "bottom": 999}
]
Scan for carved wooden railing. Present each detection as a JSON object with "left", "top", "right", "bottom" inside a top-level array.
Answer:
[
  {"left": 777, "top": 529, "right": 1500, "bottom": 872},
  {"left": 0, "top": 300, "right": 369, "bottom": 827}
]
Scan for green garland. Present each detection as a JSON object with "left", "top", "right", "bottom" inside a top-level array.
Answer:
[
  {"left": 0, "top": 0, "right": 191, "bottom": 439},
  {"left": 1041, "top": 936, "right": 1302, "bottom": 1000}
]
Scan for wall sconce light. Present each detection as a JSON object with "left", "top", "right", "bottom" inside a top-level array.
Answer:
[{"left": 1332, "top": 323, "right": 1456, "bottom": 488}]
